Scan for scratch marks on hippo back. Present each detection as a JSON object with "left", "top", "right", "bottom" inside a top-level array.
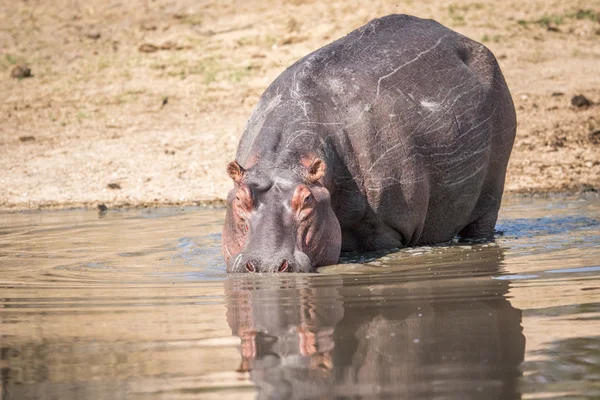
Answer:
[
  {"left": 376, "top": 35, "right": 449, "bottom": 97},
  {"left": 289, "top": 67, "right": 312, "bottom": 119},
  {"left": 420, "top": 100, "right": 443, "bottom": 112},
  {"left": 285, "top": 129, "right": 316, "bottom": 148},
  {"left": 364, "top": 96, "right": 502, "bottom": 194},
  {"left": 239, "top": 92, "right": 283, "bottom": 162}
]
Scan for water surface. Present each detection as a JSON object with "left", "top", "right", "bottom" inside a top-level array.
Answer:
[{"left": 1, "top": 197, "right": 599, "bottom": 399}]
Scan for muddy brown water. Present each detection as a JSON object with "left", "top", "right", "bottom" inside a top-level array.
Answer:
[{"left": 1, "top": 197, "right": 599, "bottom": 400}]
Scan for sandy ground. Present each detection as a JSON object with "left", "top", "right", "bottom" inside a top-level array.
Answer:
[{"left": 1, "top": 0, "right": 599, "bottom": 211}]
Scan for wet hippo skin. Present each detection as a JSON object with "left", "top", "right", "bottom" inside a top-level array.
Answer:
[{"left": 222, "top": 14, "right": 517, "bottom": 273}]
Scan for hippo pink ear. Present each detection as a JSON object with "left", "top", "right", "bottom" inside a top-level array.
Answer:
[
  {"left": 227, "top": 161, "right": 245, "bottom": 184},
  {"left": 307, "top": 158, "right": 326, "bottom": 183}
]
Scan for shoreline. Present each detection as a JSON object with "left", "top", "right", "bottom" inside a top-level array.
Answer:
[{"left": 1, "top": 189, "right": 598, "bottom": 213}]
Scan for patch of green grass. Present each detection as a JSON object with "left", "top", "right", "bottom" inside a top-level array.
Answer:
[
  {"left": 229, "top": 66, "right": 251, "bottom": 83},
  {"left": 481, "top": 34, "right": 502, "bottom": 43},
  {"left": 451, "top": 14, "right": 466, "bottom": 25},
  {"left": 264, "top": 35, "right": 278, "bottom": 47},
  {"left": 448, "top": 2, "right": 484, "bottom": 13},
  {"left": 570, "top": 9, "right": 598, "bottom": 22},
  {"left": 167, "top": 69, "right": 186, "bottom": 78},
  {"left": 202, "top": 67, "right": 217, "bottom": 84},
  {"left": 183, "top": 14, "right": 203, "bottom": 26},
  {"left": 201, "top": 58, "right": 224, "bottom": 85},
  {"left": 77, "top": 111, "right": 89, "bottom": 120},
  {"left": 161, "top": 56, "right": 223, "bottom": 84},
  {"left": 571, "top": 48, "right": 600, "bottom": 58},
  {"left": 186, "top": 57, "right": 221, "bottom": 84},
  {"left": 162, "top": 55, "right": 255, "bottom": 86},
  {"left": 536, "top": 14, "right": 564, "bottom": 27},
  {"left": 126, "top": 89, "right": 145, "bottom": 95},
  {"left": 448, "top": 4, "right": 466, "bottom": 26},
  {"left": 1, "top": 53, "right": 23, "bottom": 71},
  {"left": 97, "top": 58, "right": 111, "bottom": 71},
  {"left": 236, "top": 36, "right": 256, "bottom": 47},
  {"left": 5, "top": 54, "right": 17, "bottom": 64},
  {"left": 115, "top": 89, "right": 146, "bottom": 104},
  {"left": 518, "top": 9, "right": 597, "bottom": 28},
  {"left": 236, "top": 35, "right": 278, "bottom": 49}
]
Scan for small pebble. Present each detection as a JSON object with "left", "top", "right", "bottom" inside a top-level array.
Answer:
[
  {"left": 571, "top": 94, "right": 592, "bottom": 108},
  {"left": 139, "top": 43, "right": 158, "bottom": 53},
  {"left": 10, "top": 64, "right": 32, "bottom": 79},
  {"left": 589, "top": 130, "right": 600, "bottom": 145}
]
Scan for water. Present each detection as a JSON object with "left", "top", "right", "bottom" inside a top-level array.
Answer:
[{"left": 0, "top": 197, "right": 599, "bottom": 399}]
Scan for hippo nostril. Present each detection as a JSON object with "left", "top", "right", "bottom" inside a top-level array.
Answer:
[
  {"left": 246, "top": 262, "right": 256, "bottom": 273},
  {"left": 278, "top": 259, "right": 290, "bottom": 272}
]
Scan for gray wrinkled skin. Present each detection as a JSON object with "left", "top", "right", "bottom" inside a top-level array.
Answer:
[{"left": 225, "top": 14, "right": 516, "bottom": 272}]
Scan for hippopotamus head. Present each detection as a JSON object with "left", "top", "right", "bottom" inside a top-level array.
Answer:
[{"left": 222, "top": 157, "right": 341, "bottom": 273}]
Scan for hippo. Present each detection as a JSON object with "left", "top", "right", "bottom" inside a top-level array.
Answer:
[{"left": 222, "top": 14, "right": 516, "bottom": 273}]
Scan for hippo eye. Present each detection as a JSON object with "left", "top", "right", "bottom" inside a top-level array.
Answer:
[{"left": 303, "top": 194, "right": 313, "bottom": 206}]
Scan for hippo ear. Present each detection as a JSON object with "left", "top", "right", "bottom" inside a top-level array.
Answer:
[
  {"left": 227, "top": 161, "right": 245, "bottom": 184},
  {"left": 307, "top": 158, "right": 326, "bottom": 183}
]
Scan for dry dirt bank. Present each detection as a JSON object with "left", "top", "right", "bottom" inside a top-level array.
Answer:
[{"left": 1, "top": 0, "right": 599, "bottom": 211}]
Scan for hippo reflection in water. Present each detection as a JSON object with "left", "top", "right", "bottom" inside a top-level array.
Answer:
[
  {"left": 225, "top": 246, "right": 525, "bottom": 398},
  {"left": 222, "top": 15, "right": 516, "bottom": 272}
]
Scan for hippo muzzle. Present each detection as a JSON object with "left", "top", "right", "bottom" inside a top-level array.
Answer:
[{"left": 222, "top": 159, "right": 342, "bottom": 273}]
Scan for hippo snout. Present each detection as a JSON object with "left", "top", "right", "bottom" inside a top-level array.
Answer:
[
  {"left": 235, "top": 251, "right": 312, "bottom": 273},
  {"left": 244, "top": 257, "right": 290, "bottom": 273}
]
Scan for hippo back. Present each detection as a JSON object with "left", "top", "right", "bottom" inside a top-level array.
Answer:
[{"left": 235, "top": 14, "right": 516, "bottom": 250}]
